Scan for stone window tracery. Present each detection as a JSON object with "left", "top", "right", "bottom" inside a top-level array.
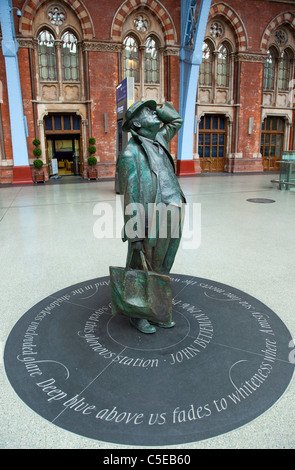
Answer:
[
  {"left": 36, "top": 28, "right": 80, "bottom": 85},
  {"left": 123, "top": 34, "right": 160, "bottom": 86},
  {"left": 134, "top": 15, "right": 149, "bottom": 33},
  {"left": 121, "top": 9, "right": 165, "bottom": 102},
  {"left": 199, "top": 40, "right": 231, "bottom": 89},
  {"left": 209, "top": 21, "right": 224, "bottom": 39},
  {"left": 263, "top": 46, "right": 293, "bottom": 92},
  {"left": 47, "top": 6, "right": 66, "bottom": 26},
  {"left": 275, "top": 28, "right": 288, "bottom": 46}
]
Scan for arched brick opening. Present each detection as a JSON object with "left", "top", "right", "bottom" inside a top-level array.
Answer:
[
  {"left": 208, "top": 2, "right": 248, "bottom": 51},
  {"left": 260, "top": 12, "right": 295, "bottom": 51},
  {"left": 111, "top": 0, "right": 177, "bottom": 44},
  {"left": 20, "top": 0, "right": 95, "bottom": 39}
]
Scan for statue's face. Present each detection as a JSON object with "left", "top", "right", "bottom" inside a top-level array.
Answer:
[{"left": 133, "top": 106, "right": 160, "bottom": 138}]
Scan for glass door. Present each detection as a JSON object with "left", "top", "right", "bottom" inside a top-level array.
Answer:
[
  {"left": 198, "top": 115, "right": 227, "bottom": 172},
  {"left": 44, "top": 113, "right": 82, "bottom": 176},
  {"left": 260, "top": 117, "right": 284, "bottom": 171}
]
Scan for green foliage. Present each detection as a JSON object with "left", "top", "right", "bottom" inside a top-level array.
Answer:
[
  {"left": 33, "top": 147, "right": 42, "bottom": 157},
  {"left": 88, "top": 156, "right": 97, "bottom": 166},
  {"left": 88, "top": 137, "right": 96, "bottom": 157},
  {"left": 33, "top": 159, "right": 43, "bottom": 170},
  {"left": 32, "top": 138, "right": 43, "bottom": 167},
  {"left": 88, "top": 145, "right": 96, "bottom": 155}
]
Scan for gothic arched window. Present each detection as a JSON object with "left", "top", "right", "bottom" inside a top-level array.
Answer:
[
  {"left": 199, "top": 41, "right": 213, "bottom": 86},
  {"left": 263, "top": 48, "right": 276, "bottom": 90},
  {"left": 123, "top": 36, "right": 140, "bottom": 83},
  {"left": 37, "top": 30, "right": 57, "bottom": 81},
  {"left": 144, "top": 36, "right": 160, "bottom": 84},
  {"left": 61, "top": 31, "right": 79, "bottom": 81},
  {"left": 121, "top": 11, "right": 165, "bottom": 102},
  {"left": 216, "top": 43, "right": 230, "bottom": 87},
  {"left": 278, "top": 49, "right": 292, "bottom": 91},
  {"left": 263, "top": 46, "right": 293, "bottom": 92}
]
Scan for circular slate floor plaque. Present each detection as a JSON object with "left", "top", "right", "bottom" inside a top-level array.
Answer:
[
  {"left": 4, "top": 275, "right": 294, "bottom": 446},
  {"left": 246, "top": 198, "right": 276, "bottom": 203}
]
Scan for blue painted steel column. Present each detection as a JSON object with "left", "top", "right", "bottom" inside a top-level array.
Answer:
[
  {"left": 0, "top": 0, "right": 31, "bottom": 183},
  {"left": 177, "top": 0, "right": 211, "bottom": 175}
]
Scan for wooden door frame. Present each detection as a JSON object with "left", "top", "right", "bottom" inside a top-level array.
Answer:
[
  {"left": 44, "top": 113, "right": 82, "bottom": 176},
  {"left": 198, "top": 114, "right": 227, "bottom": 172},
  {"left": 261, "top": 116, "right": 285, "bottom": 171}
]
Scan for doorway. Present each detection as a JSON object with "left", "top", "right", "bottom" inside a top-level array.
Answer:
[
  {"left": 47, "top": 136, "right": 80, "bottom": 176},
  {"left": 44, "top": 113, "right": 82, "bottom": 177},
  {"left": 198, "top": 114, "right": 227, "bottom": 172},
  {"left": 260, "top": 116, "right": 285, "bottom": 171}
]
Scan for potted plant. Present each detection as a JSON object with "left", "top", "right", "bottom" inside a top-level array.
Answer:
[
  {"left": 32, "top": 139, "right": 45, "bottom": 183},
  {"left": 87, "top": 137, "right": 97, "bottom": 180}
]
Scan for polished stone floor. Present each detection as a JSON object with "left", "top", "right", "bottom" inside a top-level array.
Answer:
[{"left": 1, "top": 173, "right": 294, "bottom": 449}]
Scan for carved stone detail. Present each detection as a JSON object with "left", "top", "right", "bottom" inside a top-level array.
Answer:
[
  {"left": 209, "top": 21, "right": 224, "bottom": 39},
  {"left": 47, "top": 5, "right": 66, "bottom": 26},
  {"left": 216, "top": 90, "right": 228, "bottom": 104},
  {"left": 199, "top": 89, "right": 211, "bottom": 104},
  {"left": 64, "top": 85, "right": 80, "bottom": 101},
  {"left": 42, "top": 85, "right": 58, "bottom": 101},
  {"left": 82, "top": 41, "right": 122, "bottom": 52},
  {"left": 17, "top": 38, "right": 34, "bottom": 49},
  {"left": 236, "top": 53, "right": 267, "bottom": 63},
  {"left": 163, "top": 47, "right": 180, "bottom": 56}
]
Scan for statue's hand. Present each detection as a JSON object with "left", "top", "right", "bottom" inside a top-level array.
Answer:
[{"left": 156, "top": 102, "right": 177, "bottom": 124}]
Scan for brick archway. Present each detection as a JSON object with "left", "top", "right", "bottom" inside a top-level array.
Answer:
[
  {"left": 20, "top": 0, "right": 95, "bottom": 39},
  {"left": 208, "top": 2, "right": 248, "bottom": 51},
  {"left": 260, "top": 12, "right": 295, "bottom": 51},
  {"left": 111, "top": 0, "right": 177, "bottom": 44}
]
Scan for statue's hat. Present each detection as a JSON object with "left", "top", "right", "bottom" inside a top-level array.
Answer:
[{"left": 122, "top": 100, "right": 157, "bottom": 132}]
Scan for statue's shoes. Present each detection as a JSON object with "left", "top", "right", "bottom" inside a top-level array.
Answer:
[
  {"left": 150, "top": 320, "right": 175, "bottom": 328},
  {"left": 130, "top": 318, "right": 156, "bottom": 334}
]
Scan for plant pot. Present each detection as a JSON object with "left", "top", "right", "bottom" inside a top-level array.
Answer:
[
  {"left": 88, "top": 167, "right": 97, "bottom": 180},
  {"left": 33, "top": 170, "right": 45, "bottom": 183}
]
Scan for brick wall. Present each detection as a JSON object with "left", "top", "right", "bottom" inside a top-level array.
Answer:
[
  {"left": 88, "top": 50, "right": 118, "bottom": 178},
  {"left": 1, "top": 0, "right": 294, "bottom": 183},
  {"left": 238, "top": 60, "right": 264, "bottom": 160},
  {"left": 18, "top": 47, "right": 35, "bottom": 162},
  {"left": 208, "top": 0, "right": 295, "bottom": 173},
  {"left": 168, "top": 54, "right": 181, "bottom": 161}
]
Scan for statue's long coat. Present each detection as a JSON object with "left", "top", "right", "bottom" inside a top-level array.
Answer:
[{"left": 117, "top": 102, "right": 185, "bottom": 272}]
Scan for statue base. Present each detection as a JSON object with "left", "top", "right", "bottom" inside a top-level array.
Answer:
[{"left": 4, "top": 274, "right": 294, "bottom": 446}]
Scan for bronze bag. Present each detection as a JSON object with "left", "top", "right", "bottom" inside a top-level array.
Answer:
[{"left": 109, "top": 251, "right": 172, "bottom": 324}]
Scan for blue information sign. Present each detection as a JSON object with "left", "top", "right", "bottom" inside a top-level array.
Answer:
[{"left": 116, "top": 78, "right": 128, "bottom": 104}]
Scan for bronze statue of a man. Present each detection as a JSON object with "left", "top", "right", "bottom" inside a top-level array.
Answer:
[{"left": 112, "top": 100, "right": 185, "bottom": 334}]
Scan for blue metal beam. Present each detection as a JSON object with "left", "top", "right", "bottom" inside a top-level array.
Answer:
[
  {"left": 0, "top": 0, "right": 29, "bottom": 167},
  {"left": 178, "top": 0, "right": 212, "bottom": 166}
]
